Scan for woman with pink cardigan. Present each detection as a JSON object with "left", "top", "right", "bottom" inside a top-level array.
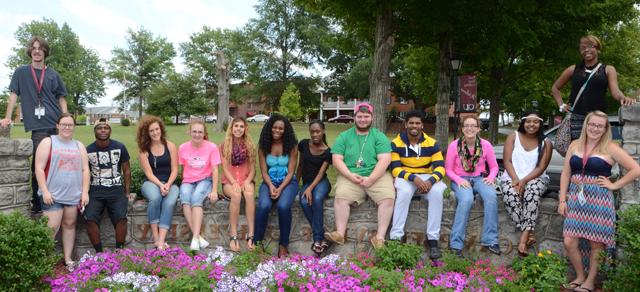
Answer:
[{"left": 445, "top": 116, "right": 500, "bottom": 257}]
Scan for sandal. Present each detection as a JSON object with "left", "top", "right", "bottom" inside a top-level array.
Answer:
[
  {"left": 246, "top": 235, "right": 255, "bottom": 250},
  {"left": 65, "top": 260, "right": 76, "bottom": 272},
  {"left": 561, "top": 281, "right": 583, "bottom": 291},
  {"left": 278, "top": 245, "right": 289, "bottom": 257},
  {"left": 229, "top": 235, "right": 240, "bottom": 252},
  {"left": 527, "top": 233, "right": 537, "bottom": 246},
  {"left": 573, "top": 285, "right": 593, "bottom": 292},
  {"left": 311, "top": 241, "right": 324, "bottom": 255},
  {"left": 517, "top": 242, "right": 528, "bottom": 257}
]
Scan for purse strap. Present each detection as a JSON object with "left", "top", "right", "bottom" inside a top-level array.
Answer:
[{"left": 570, "top": 63, "right": 602, "bottom": 112}]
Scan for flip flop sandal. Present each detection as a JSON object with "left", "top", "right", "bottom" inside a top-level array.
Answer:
[
  {"left": 561, "top": 281, "right": 582, "bottom": 291},
  {"left": 311, "top": 242, "right": 324, "bottom": 255},
  {"left": 229, "top": 235, "right": 240, "bottom": 252},
  {"left": 246, "top": 235, "right": 255, "bottom": 250},
  {"left": 527, "top": 234, "right": 537, "bottom": 246},
  {"left": 573, "top": 285, "right": 593, "bottom": 292}
]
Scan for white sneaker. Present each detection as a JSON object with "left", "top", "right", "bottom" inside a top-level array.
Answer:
[
  {"left": 198, "top": 235, "right": 210, "bottom": 249},
  {"left": 190, "top": 238, "right": 200, "bottom": 251}
]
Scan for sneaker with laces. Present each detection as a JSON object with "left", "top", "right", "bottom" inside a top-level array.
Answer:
[
  {"left": 324, "top": 231, "right": 345, "bottom": 245},
  {"left": 450, "top": 248, "right": 464, "bottom": 258},
  {"left": 486, "top": 244, "right": 501, "bottom": 255},
  {"left": 198, "top": 235, "right": 209, "bottom": 249},
  {"left": 190, "top": 238, "right": 200, "bottom": 251}
]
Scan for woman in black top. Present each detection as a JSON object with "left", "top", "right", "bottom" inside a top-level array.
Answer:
[
  {"left": 296, "top": 120, "right": 332, "bottom": 255},
  {"left": 136, "top": 115, "right": 179, "bottom": 250},
  {"left": 551, "top": 35, "right": 635, "bottom": 140}
]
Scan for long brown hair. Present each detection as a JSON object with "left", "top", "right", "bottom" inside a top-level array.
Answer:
[
  {"left": 222, "top": 117, "right": 256, "bottom": 165},
  {"left": 136, "top": 115, "right": 167, "bottom": 153}
]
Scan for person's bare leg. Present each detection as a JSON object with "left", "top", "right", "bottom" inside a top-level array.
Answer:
[
  {"left": 149, "top": 223, "right": 160, "bottom": 247},
  {"left": 579, "top": 241, "right": 604, "bottom": 291},
  {"left": 224, "top": 185, "right": 241, "bottom": 251},
  {"left": 242, "top": 184, "right": 256, "bottom": 248},
  {"left": 114, "top": 219, "right": 127, "bottom": 247},
  {"left": 61, "top": 207, "right": 78, "bottom": 263},
  {"left": 44, "top": 209, "right": 63, "bottom": 239},
  {"left": 519, "top": 230, "right": 530, "bottom": 253},
  {"left": 564, "top": 236, "right": 586, "bottom": 285},
  {"left": 158, "top": 228, "right": 169, "bottom": 249},
  {"left": 375, "top": 198, "right": 394, "bottom": 240},
  {"left": 182, "top": 205, "right": 193, "bottom": 232},
  {"left": 191, "top": 206, "right": 203, "bottom": 241},
  {"left": 334, "top": 198, "right": 352, "bottom": 236}
]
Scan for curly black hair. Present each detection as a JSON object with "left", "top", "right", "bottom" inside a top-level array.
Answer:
[{"left": 258, "top": 114, "right": 297, "bottom": 155}]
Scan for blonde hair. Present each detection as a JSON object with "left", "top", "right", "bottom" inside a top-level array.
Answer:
[
  {"left": 580, "top": 35, "right": 602, "bottom": 50},
  {"left": 187, "top": 120, "right": 209, "bottom": 141},
  {"left": 222, "top": 117, "right": 256, "bottom": 165},
  {"left": 576, "top": 111, "right": 612, "bottom": 154}
]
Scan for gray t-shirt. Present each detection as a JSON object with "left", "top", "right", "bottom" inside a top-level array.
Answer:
[
  {"left": 38, "top": 135, "right": 83, "bottom": 205},
  {"left": 9, "top": 65, "right": 67, "bottom": 132}
]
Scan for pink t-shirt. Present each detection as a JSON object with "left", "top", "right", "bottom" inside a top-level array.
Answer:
[
  {"left": 178, "top": 141, "right": 221, "bottom": 183},
  {"left": 444, "top": 138, "right": 499, "bottom": 185}
]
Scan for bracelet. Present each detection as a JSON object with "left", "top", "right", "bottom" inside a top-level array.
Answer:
[{"left": 559, "top": 103, "right": 566, "bottom": 112}]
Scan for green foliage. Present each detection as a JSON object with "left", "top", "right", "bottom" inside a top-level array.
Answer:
[
  {"left": 0, "top": 211, "right": 57, "bottom": 291},
  {"left": 363, "top": 267, "right": 405, "bottom": 291},
  {"left": 512, "top": 249, "right": 567, "bottom": 291},
  {"left": 75, "top": 114, "right": 87, "bottom": 125},
  {"left": 227, "top": 248, "right": 268, "bottom": 276},
  {"left": 120, "top": 118, "right": 130, "bottom": 127},
  {"left": 373, "top": 240, "right": 423, "bottom": 271},
  {"left": 279, "top": 83, "right": 304, "bottom": 121},
  {"left": 8, "top": 19, "right": 105, "bottom": 114},
  {"left": 145, "top": 71, "right": 209, "bottom": 121},
  {"left": 604, "top": 205, "right": 640, "bottom": 291},
  {"left": 158, "top": 269, "right": 213, "bottom": 291},
  {"left": 439, "top": 250, "right": 473, "bottom": 273},
  {"left": 130, "top": 160, "right": 144, "bottom": 198}
]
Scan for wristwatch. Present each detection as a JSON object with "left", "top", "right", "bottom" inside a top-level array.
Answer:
[{"left": 559, "top": 103, "right": 567, "bottom": 112}]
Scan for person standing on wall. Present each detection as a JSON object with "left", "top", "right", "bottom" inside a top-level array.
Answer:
[{"left": 1, "top": 36, "right": 68, "bottom": 214}]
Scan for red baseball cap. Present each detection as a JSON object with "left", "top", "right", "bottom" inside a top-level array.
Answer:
[{"left": 354, "top": 102, "right": 373, "bottom": 114}]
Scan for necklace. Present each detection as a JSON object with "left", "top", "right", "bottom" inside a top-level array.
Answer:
[{"left": 356, "top": 131, "right": 370, "bottom": 168}]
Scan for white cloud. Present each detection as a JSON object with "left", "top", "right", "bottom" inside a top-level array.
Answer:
[{"left": 61, "top": 0, "right": 138, "bottom": 37}]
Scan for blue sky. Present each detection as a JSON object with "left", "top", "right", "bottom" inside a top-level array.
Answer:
[{"left": 0, "top": 0, "right": 258, "bottom": 106}]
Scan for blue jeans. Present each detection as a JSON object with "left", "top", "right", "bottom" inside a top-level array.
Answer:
[
  {"left": 179, "top": 178, "right": 212, "bottom": 207},
  {"left": 141, "top": 181, "right": 179, "bottom": 230},
  {"left": 254, "top": 179, "right": 299, "bottom": 247},
  {"left": 299, "top": 178, "right": 331, "bottom": 242},
  {"left": 449, "top": 176, "right": 499, "bottom": 250}
]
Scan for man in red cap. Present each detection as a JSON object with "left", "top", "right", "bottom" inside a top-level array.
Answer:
[{"left": 325, "top": 102, "right": 395, "bottom": 249}]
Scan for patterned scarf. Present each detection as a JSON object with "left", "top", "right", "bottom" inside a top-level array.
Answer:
[
  {"left": 231, "top": 142, "right": 248, "bottom": 166},
  {"left": 457, "top": 136, "right": 482, "bottom": 173}
]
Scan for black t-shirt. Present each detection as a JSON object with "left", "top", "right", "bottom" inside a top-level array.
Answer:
[
  {"left": 298, "top": 139, "right": 332, "bottom": 184},
  {"left": 86, "top": 139, "right": 130, "bottom": 196}
]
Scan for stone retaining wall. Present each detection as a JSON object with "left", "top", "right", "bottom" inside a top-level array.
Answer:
[{"left": 0, "top": 127, "right": 32, "bottom": 215}]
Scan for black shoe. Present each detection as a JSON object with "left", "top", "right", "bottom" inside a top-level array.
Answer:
[
  {"left": 429, "top": 246, "right": 442, "bottom": 259},
  {"left": 450, "top": 248, "right": 464, "bottom": 258},
  {"left": 30, "top": 204, "right": 42, "bottom": 215},
  {"left": 486, "top": 244, "right": 501, "bottom": 255}
]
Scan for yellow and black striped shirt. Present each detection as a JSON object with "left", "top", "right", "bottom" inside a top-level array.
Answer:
[{"left": 389, "top": 132, "right": 445, "bottom": 184}]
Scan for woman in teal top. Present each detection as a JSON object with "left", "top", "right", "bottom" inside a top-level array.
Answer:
[{"left": 255, "top": 114, "right": 299, "bottom": 257}]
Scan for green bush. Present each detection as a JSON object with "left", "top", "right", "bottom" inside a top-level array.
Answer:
[
  {"left": 76, "top": 114, "right": 87, "bottom": 125},
  {"left": 0, "top": 211, "right": 58, "bottom": 291},
  {"left": 121, "top": 118, "right": 131, "bottom": 126},
  {"left": 373, "top": 240, "right": 423, "bottom": 271},
  {"left": 363, "top": 267, "right": 404, "bottom": 291},
  {"left": 604, "top": 205, "right": 640, "bottom": 291},
  {"left": 512, "top": 249, "right": 566, "bottom": 291},
  {"left": 158, "top": 269, "right": 213, "bottom": 291},
  {"left": 130, "top": 160, "right": 145, "bottom": 198},
  {"left": 227, "top": 248, "right": 268, "bottom": 276}
]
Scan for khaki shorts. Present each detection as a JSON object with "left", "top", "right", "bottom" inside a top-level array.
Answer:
[{"left": 335, "top": 172, "right": 396, "bottom": 205}]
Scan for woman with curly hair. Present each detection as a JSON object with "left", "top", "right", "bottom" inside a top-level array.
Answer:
[
  {"left": 136, "top": 115, "right": 179, "bottom": 250},
  {"left": 220, "top": 117, "right": 257, "bottom": 252},
  {"left": 255, "top": 114, "right": 299, "bottom": 257},
  {"left": 178, "top": 120, "right": 220, "bottom": 251}
]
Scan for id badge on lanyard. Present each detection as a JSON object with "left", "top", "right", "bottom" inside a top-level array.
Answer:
[
  {"left": 578, "top": 145, "right": 593, "bottom": 206},
  {"left": 30, "top": 65, "right": 46, "bottom": 119}
]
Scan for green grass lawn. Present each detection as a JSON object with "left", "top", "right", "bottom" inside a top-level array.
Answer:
[{"left": 10, "top": 122, "right": 505, "bottom": 196}]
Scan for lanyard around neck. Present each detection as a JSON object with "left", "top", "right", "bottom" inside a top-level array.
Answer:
[{"left": 30, "top": 65, "right": 46, "bottom": 103}]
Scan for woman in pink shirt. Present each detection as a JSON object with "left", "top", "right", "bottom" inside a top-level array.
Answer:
[
  {"left": 220, "top": 117, "right": 257, "bottom": 252},
  {"left": 178, "top": 121, "right": 221, "bottom": 251},
  {"left": 445, "top": 115, "right": 500, "bottom": 257}
]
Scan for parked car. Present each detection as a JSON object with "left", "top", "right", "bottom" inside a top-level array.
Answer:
[
  {"left": 493, "top": 116, "right": 622, "bottom": 195},
  {"left": 247, "top": 114, "right": 269, "bottom": 122},
  {"left": 328, "top": 115, "right": 354, "bottom": 123},
  {"left": 205, "top": 115, "right": 217, "bottom": 123}
]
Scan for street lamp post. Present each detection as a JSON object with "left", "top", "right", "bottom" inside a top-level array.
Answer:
[
  {"left": 317, "top": 86, "right": 325, "bottom": 121},
  {"left": 451, "top": 58, "right": 462, "bottom": 139}
]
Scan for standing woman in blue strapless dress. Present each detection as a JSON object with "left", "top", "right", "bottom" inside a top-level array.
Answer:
[
  {"left": 255, "top": 114, "right": 299, "bottom": 257},
  {"left": 558, "top": 111, "right": 640, "bottom": 292}
]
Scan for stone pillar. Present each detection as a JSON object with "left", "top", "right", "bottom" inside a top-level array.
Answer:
[
  {"left": 619, "top": 104, "right": 640, "bottom": 211},
  {"left": 0, "top": 128, "right": 33, "bottom": 215}
]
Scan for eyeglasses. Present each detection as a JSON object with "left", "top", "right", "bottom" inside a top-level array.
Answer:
[
  {"left": 59, "top": 123, "right": 75, "bottom": 129},
  {"left": 462, "top": 125, "right": 478, "bottom": 129},
  {"left": 587, "top": 122, "right": 606, "bottom": 130}
]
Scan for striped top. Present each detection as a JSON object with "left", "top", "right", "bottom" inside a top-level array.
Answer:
[{"left": 389, "top": 132, "right": 445, "bottom": 185}]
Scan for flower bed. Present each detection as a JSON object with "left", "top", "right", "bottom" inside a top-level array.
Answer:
[{"left": 47, "top": 246, "right": 526, "bottom": 291}]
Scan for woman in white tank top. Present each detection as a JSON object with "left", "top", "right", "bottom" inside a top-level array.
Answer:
[
  {"left": 33, "top": 113, "right": 89, "bottom": 271},
  {"left": 499, "top": 111, "right": 552, "bottom": 257}
]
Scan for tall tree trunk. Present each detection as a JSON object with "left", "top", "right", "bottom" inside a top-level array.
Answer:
[
  {"left": 216, "top": 51, "right": 230, "bottom": 132},
  {"left": 138, "top": 95, "right": 143, "bottom": 120},
  {"left": 488, "top": 67, "right": 504, "bottom": 144},
  {"left": 435, "top": 37, "right": 452, "bottom": 147},
  {"left": 369, "top": 0, "right": 394, "bottom": 132}
]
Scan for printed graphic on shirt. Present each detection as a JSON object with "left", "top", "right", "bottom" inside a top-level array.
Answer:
[
  {"left": 187, "top": 155, "right": 206, "bottom": 169},
  {"left": 88, "top": 149, "right": 123, "bottom": 187},
  {"left": 55, "top": 149, "right": 82, "bottom": 172}
]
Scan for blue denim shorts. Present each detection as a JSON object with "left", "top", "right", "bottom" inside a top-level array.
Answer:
[
  {"left": 40, "top": 196, "right": 76, "bottom": 212},
  {"left": 179, "top": 178, "right": 213, "bottom": 207}
]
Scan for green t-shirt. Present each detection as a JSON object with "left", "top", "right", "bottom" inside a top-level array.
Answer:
[{"left": 332, "top": 127, "right": 391, "bottom": 176}]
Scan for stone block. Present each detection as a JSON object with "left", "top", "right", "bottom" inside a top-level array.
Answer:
[
  {"left": 0, "top": 139, "right": 14, "bottom": 156},
  {"left": 15, "top": 184, "right": 31, "bottom": 204},
  {"left": 0, "top": 170, "right": 31, "bottom": 184},
  {"left": 0, "top": 157, "right": 30, "bottom": 170},
  {"left": 619, "top": 104, "right": 640, "bottom": 123},
  {"left": 0, "top": 186, "right": 14, "bottom": 206},
  {"left": 622, "top": 143, "right": 637, "bottom": 155},
  {"left": 0, "top": 127, "right": 9, "bottom": 139},
  {"left": 15, "top": 139, "right": 33, "bottom": 156},
  {"left": 622, "top": 124, "right": 640, "bottom": 142}
]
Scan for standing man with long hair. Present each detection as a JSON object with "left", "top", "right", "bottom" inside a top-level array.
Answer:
[{"left": 1, "top": 36, "right": 68, "bottom": 214}]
